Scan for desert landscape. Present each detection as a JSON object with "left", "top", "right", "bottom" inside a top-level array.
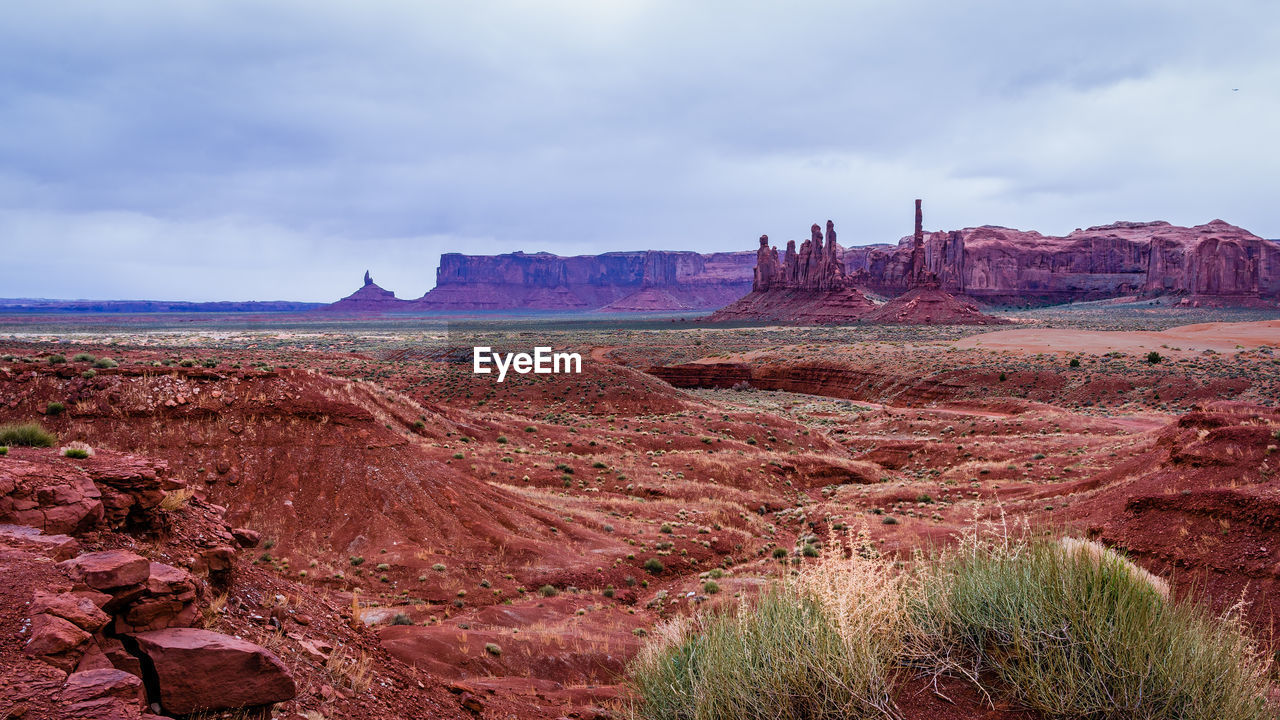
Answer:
[
  {"left": 5, "top": 3, "right": 1280, "bottom": 719},
  {"left": 1, "top": 294, "right": 1279, "bottom": 718}
]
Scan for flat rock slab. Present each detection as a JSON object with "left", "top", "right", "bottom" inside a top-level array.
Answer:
[
  {"left": 58, "top": 549, "right": 150, "bottom": 590},
  {"left": 131, "top": 627, "right": 296, "bottom": 714}
]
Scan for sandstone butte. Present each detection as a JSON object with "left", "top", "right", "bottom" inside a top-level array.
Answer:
[{"left": 318, "top": 205, "right": 1280, "bottom": 316}]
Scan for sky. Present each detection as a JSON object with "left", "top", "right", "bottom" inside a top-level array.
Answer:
[{"left": 1, "top": 1, "right": 1278, "bottom": 301}]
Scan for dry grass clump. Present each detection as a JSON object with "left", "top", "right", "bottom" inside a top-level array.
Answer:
[
  {"left": 627, "top": 525, "right": 1273, "bottom": 720},
  {"left": 158, "top": 486, "right": 194, "bottom": 511},
  {"left": 326, "top": 646, "right": 373, "bottom": 693}
]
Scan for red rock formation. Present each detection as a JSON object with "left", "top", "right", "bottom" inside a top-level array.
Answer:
[
  {"left": 414, "top": 250, "right": 755, "bottom": 312},
  {"left": 849, "top": 219, "right": 1280, "bottom": 306},
  {"left": 132, "top": 628, "right": 296, "bottom": 714},
  {"left": 317, "top": 272, "right": 415, "bottom": 314}
]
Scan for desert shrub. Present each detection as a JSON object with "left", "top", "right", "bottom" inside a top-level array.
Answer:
[
  {"left": 47, "top": 354, "right": 66, "bottom": 364},
  {"left": 0, "top": 423, "right": 56, "bottom": 447},
  {"left": 349, "top": 556, "right": 365, "bottom": 566},
  {"left": 629, "top": 532, "right": 1269, "bottom": 720},
  {"left": 92, "top": 357, "right": 118, "bottom": 369},
  {"left": 702, "top": 581, "right": 720, "bottom": 594},
  {"left": 61, "top": 446, "right": 90, "bottom": 460},
  {"left": 772, "top": 547, "right": 788, "bottom": 559},
  {"left": 1147, "top": 351, "right": 1162, "bottom": 364},
  {"left": 390, "top": 613, "right": 413, "bottom": 626},
  {"left": 81, "top": 369, "right": 96, "bottom": 379},
  {"left": 659, "top": 523, "right": 673, "bottom": 534},
  {"left": 627, "top": 586, "right": 899, "bottom": 720},
  {"left": 0, "top": 447, "right": 7, "bottom": 456},
  {"left": 801, "top": 543, "right": 820, "bottom": 558},
  {"left": 1069, "top": 357, "right": 1080, "bottom": 367},
  {"left": 432, "top": 562, "right": 447, "bottom": 572},
  {"left": 484, "top": 642, "right": 502, "bottom": 656},
  {"left": 45, "top": 401, "right": 66, "bottom": 416},
  {"left": 538, "top": 584, "right": 559, "bottom": 597},
  {"left": 907, "top": 536, "right": 1271, "bottom": 720},
  {"left": 71, "top": 353, "right": 95, "bottom": 363},
  {"left": 643, "top": 558, "right": 664, "bottom": 574}
]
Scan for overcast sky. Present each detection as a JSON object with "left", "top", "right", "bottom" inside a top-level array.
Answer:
[{"left": 2, "top": 1, "right": 1278, "bottom": 301}]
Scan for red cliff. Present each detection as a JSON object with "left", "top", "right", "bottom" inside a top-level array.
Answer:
[{"left": 415, "top": 250, "right": 754, "bottom": 312}]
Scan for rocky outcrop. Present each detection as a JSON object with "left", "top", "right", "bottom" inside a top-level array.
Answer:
[
  {"left": 1, "top": 453, "right": 176, "bottom": 534},
  {"left": 132, "top": 628, "right": 297, "bottom": 714},
  {"left": 317, "top": 271, "right": 415, "bottom": 314},
  {"left": 412, "top": 250, "right": 755, "bottom": 312},
  {"left": 849, "top": 219, "right": 1280, "bottom": 306},
  {"left": 3, "top": 447, "right": 297, "bottom": 716},
  {"left": 709, "top": 218, "right": 878, "bottom": 323}
]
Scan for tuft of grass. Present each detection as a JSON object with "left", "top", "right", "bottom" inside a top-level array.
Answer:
[
  {"left": 0, "top": 447, "right": 8, "bottom": 456},
  {"left": 71, "top": 353, "right": 95, "bottom": 363},
  {"left": 45, "top": 401, "right": 66, "bottom": 416},
  {"left": 0, "top": 422, "right": 56, "bottom": 447},
  {"left": 390, "top": 612, "right": 413, "bottom": 626},
  {"left": 907, "top": 536, "right": 1271, "bottom": 719},
  {"left": 484, "top": 642, "right": 502, "bottom": 656},
  {"left": 627, "top": 531, "right": 1270, "bottom": 720},
  {"left": 47, "top": 354, "right": 66, "bottom": 364},
  {"left": 643, "top": 558, "right": 665, "bottom": 574},
  {"left": 92, "top": 357, "right": 118, "bottom": 369},
  {"left": 538, "top": 584, "right": 559, "bottom": 597}
]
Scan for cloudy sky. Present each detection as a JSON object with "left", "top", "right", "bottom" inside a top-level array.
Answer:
[{"left": 2, "top": 1, "right": 1277, "bottom": 301}]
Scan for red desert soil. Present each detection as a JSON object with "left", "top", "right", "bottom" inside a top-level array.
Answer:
[
  {"left": 956, "top": 319, "right": 1280, "bottom": 355},
  {"left": 1, "top": 315, "right": 1278, "bottom": 718}
]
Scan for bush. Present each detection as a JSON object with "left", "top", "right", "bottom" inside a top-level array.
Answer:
[
  {"left": 538, "top": 584, "right": 559, "bottom": 597},
  {"left": 801, "top": 543, "right": 820, "bottom": 558},
  {"left": 1069, "top": 357, "right": 1080, "bottom": 367},
  {"left": 628, "top": 534, "right": 1270, "bottom": 720},
  {"left": 81, "top": 369, "right": 96, "bottom": 379},
  {"left": 484, "top": 642, "right": 502, "bottom": 656},
  {"left": 45, "top": 401, "right": 66, "bottom": 416},
  {"left": 349, "top": 556, "right": 365, "bottom": 566},
  {"left": 390, "top": 613, "right": 413, "bottom": 626},
  {"left": 71, "top": 353, "right": 95, "bottom": 363},
  {"left": 627, "top": 588, "right": 898, "bottom": 720},
  {"left": 47, "top": 354, "right": 66, "bottom": 364},
  {"left": 1147, "top": 351, "right": 1162, "bottom": 364},
  {"left": 92, "top": 358, "right": 118, "bottom": 369},
  {"left": 702, "top": 581, "right": 720, "bottom": 595},
  {"left": 0, "top": 423, "right": 56, "bottom": 447},
  {"left": 643, "top": 558, "right": 664, "bottom": 574},
  {"left": 62, "top": 447, "right": 89, "bottom": 459},
  {"left": 909, "top": 538, "right": 1271, "bottom": 719},
  {"left": 771, "top": 547, "right": 788, "bottom": 559},
  {"left": 0, "top": 446, "right": 8, "bottom": 456}
]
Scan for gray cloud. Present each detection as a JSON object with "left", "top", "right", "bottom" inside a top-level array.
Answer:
[{"left": 1, "top": 1, "right": 1277, "bottom": 301}]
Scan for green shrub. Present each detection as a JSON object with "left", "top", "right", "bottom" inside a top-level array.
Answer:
[
  {"left": 909, "top": 538, "right": 1271, "bottom": 719},
  {"left": 0, "top": 446, "right": 8, "bottom": 456},
  {"left": 47, "top": 354, "right": 66, "bottom": 364},
  {"left": 45, "top": 401, "right": 65, "bottom": 416},
  {"left": 1069, "top": 357, "right": 1080, "bottom": 367},
  {"left": 349, "top": 556, "right": 365, "bottom": 566},
  {"left": 538, "top": 584, "right": 559, "bottom": 597},
  {"left": 62, "top": 447, "right": 89, "bottom": 459},
  {"left": 627, "top": 588, "right": 896, "bottom": 720},
  {"left": 71, "top": 353, "right": 95, "bottom": 363},
  {"left": 801, "top": 543, "right": 820, "bottom": 558},
  {"left": 1147, "top": 351, "right": 1162, "bottom": 364},
  {"left": 643, "top": 558, "right": 664, "bottom": 574},
  {"left": 92, "top": 357, "right": 118, "bottom": 369},
  {"left": 702, "top": 581, "right": 720, "bottom": 595},
  {"left": 484, "top": 642, "right": 502, "bottom": 656},
  {"left": 81, "top": 369, "right": 96, "bottom": 379},
  {"left": 0, "top": 423, "right": 56, "bottom": 447},
  {"left": 390, "top": 612, "right": 413, "bottom": 626},
  {"left": 771, "top": 547, "right": 788, "bottom": 559}
]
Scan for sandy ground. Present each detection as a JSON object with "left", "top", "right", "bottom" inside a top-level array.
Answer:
[{"left": 956, "top": 320, "right": 1280, "bottom": 355}]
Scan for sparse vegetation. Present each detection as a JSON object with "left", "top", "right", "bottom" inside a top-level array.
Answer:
[
  {"left": 45, "top": 401, "right": 65, "bottom": 415},
  {"left": 158, "top": 487, "right": 195, "bottom": 511},
  {"left": 627, "top": 533, "right": 1272, "bottom": 720},
  {"left": 0, "top": 422, "right": 56, "bottom": 447}
]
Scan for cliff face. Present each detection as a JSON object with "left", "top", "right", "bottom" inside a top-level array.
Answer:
[
  {"left": 851, "top": 219, "right": 1280, "bottom": 305},
  {"left": 417, "top": 250, "right": 755, "bottom": 311}
]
